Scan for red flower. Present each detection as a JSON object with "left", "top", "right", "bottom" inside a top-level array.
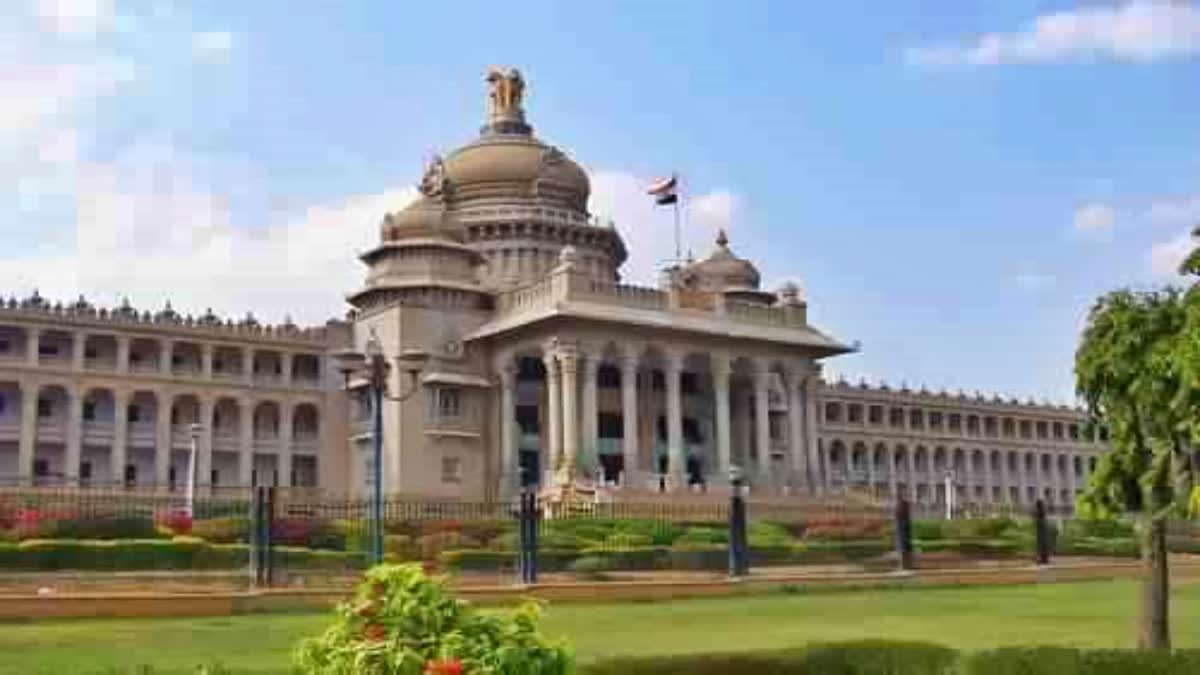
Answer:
[
  {"left": 362, "top": 622, "right": 387, "bottom": 642},
  {"left": 424, "top": 658, "right": 463, "bottom": 675}
]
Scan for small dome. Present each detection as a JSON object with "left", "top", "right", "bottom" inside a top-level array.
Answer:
[
  {"left": 680, "top": 230, "right": 762, "bottom": 292},
  {"left": 381, "top": 198, "right": 463, "bottom": 242}
]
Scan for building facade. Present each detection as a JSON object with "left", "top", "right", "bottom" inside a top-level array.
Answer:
[{"left": 0, "top": 68, "right": 1107, "bottom": 508}]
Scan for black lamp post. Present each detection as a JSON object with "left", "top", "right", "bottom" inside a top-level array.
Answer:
[{"left": 333, "top": 331, "right": 428, "bottom": 565}]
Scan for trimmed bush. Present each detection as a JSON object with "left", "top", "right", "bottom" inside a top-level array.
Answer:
[
  {"left": 569, "top": 555, "right": 614, "bottom": 580},
  {"left": 581, "top": 640, "right": 957, "bottom": 675},
  {"left": 190, "top": 517, "right": 250, "bottom": 544},
  {"left": 801, "top": 515, "right": 890, "bottom": 541},
  {"left": 416, "top": 531, "right": 481, "bottom": 559},
  {"left": 915, "top": 539, "right": 1020, "bottom": 557},
  {"left": 0, "top": 538, "right": 363, "bottom": 571},
  {"left": 912, "top": 519, "right": 945, "bottom": 541},
  {"left": 38, "top": 514, "right": 161, "bottom": 540},
  {"left": 675, "top": 526, "right": 728, "bottom": 546},
  {"left": 961, "top": 647, "right": 1200, "bottom": 675}
]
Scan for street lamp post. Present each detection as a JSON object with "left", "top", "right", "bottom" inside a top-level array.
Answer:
[
  {"left": 333, "top": 331, "right": 428, "bottom": 566},
  {"left": 186, "top": 422, "right": 202, "bottom": 519}
]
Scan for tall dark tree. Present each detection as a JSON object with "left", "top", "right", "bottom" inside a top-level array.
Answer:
[{"left": 1075, "top": 226, "right": 1200, "bottom": 649}]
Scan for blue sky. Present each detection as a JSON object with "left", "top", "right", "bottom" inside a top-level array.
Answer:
[{"left": 4, "top": 1, "right": 1200, "bottom": 403}]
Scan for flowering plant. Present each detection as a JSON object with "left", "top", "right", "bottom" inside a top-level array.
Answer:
[{"left": 295, "top": 563, "right": 571, "bottom": 674}]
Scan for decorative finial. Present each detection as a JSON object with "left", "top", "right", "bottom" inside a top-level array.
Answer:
[{"left": 716, "top": 229, "right": 729, "bottom": 248}]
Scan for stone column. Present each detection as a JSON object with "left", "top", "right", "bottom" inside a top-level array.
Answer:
[
  {"left": 619, "top": 349, "right": 640, "bottom": 486},
  {"left": 560, "top": 350, "right": 579, "bottom": 481},
  {"left": 160, "top": 340, "right": 174, "bottom": 376},
  {"left": 904, "top": 450, "right": 916, "bottom": 501},
  {"left": 664, "top": 350, "right": 685, "bottom": 488},
  {"left": 278, "top": 401, "right": 293, "bottom": 487},
  {"left": 281, "top": 353, "right": 293, "bottom": 387},
  {"left": 887, "top": 448, "right": 898, "bottom": 500},
  {"left": 18, "top": 380, "right": 38, "bottom": 485},
  {"left": 242, "top": 349, "right": 254, "bottom": 385},
  {"left": 65, "top": 385, "right": 82, "bottom": 484},
  {"left": 197, "top": 396, "right": 214, "bottom": 488},
  {"left": 116, "top": 335, "right": 130, "bottom": 374},
  {"left": 239, "top": 398, "right": 254, "bottom": 486},
  {"left": 25, "top": 328, "right": 40, "bottom": 366},
  {"left": 543, "top": 352, "right": 562, "bottom": 479},
  {"left": 784, "top": 365, "right": 805, "bottom": 487},
  {"left": 112, "top": 390, "right": 129, "bottom": 485},
  {"left": 1000, "top": 452, "right": 1012, "bottom": 504},
  {"left": 155, "top": 393, "right": 172, "bottom": 487},
  {"left": 581, "top": 354, "right": 599, "bottom": 477},
  {"left": 803, "top": 374, "right": 822, "bottom": 493},
  {"left": 962, "top": 452, "right": 973, "bottom": 505},
  {"left": 72, "top": 333, "right": 86, "bottom": 371},
  {"left": 202, "top": 344, "right": 214, "bottom": 379},
  {"left": 752, "top": 361, "right": 771, "bottom": 481},
  {"left": 712, "top": 354, "right": 733, "bottom": 481},
  {"left": 866, "top": 447, "right": 877, "bottom": 495},
  {"left": 498, "top": 362, "right": 518, "bottom": 492}
]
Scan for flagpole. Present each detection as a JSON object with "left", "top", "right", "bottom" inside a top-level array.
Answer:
[{"left": 673, "top": 195, "right": 681, "bottom": 265}]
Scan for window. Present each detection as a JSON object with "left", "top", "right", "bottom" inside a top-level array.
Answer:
[
  {"left": 84, "top": 347, "right": 97, "bottom": 360},
  {"left": 211, "top": 469, "right": 220, "bottom": 486},
  {"left": 34, "top": 459, "right": 48, "bottom": 477},
  {"left": 680, "top": 372, "right": 699, "bottom": 395},
  {"left": 441, "top": 456, "right": 463, "bottom": 484},
  {"left": 80, "top": 462, "right": 92, "bottom": 481},
  {"left": 432, "top": 388, "right": 461, "bottom": 418},
  {"left": 127, "top": 405, "right": 141, "bottom": 423},
  {"left": 37, "top": 397, "right": 51, "bottom": 418},
  {"left": 82, "top": 402, "right": 96, "bottom": 421},
  {"left": 0, "top": 396, "right": 5, "bottom": 415},
  {"left": 0, "top": 338, "right": 9, "bottom": 352},
  {"left": 682, "top": 417, "right": 703, "bottom": 444},
  {"left": 38, "top": 344, "right": 58, "bottom": 357},
  {"left": 597, "top": 412, "right": 622, "bottom": 438},
  {"left": 597, "top": 365, "right": 620, "bottom": 388},
  {"left": 515, "top": 405, "right": 539, "bottom": 434},
  {"left": 124, "top": 464, "right": 137, "bottom": 486}
]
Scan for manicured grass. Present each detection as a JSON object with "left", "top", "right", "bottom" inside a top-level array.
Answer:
[{"left": 3, "top": 580, "right": 1200, "bottom": 674}]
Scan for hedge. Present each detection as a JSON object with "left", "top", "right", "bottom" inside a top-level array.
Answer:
[
  {"left": 0, "top": 539, "right": 365, "bottom": 571},
  {"left": 440, "top": 541, "right": 894, "bottom": 574},
  {"left": 581, "top": 644, "right": 1200, "bottom": 675},
  {"left": 580, "top": 640, "right": 957, "bottom": 674},
  {"left": 961, "top": 647, "right": 1200, "bottom": 675}
]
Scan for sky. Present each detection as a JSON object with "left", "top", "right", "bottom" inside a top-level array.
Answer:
[{"left": 3, "top": 1, "right": 1200, "bottom": 404}]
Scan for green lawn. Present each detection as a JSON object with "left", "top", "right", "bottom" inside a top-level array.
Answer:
[{"left": 3, "top": 580, "right": 1199, "bottom": 674}]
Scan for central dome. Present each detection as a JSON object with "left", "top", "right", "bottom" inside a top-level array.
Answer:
[{"left": 442, "top": 134, "right": 590, "bottom": 210}]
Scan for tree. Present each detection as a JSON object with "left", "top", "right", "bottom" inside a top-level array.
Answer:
[{"left": 1075, "top": 228, "right": 1200, "bottom": 650}]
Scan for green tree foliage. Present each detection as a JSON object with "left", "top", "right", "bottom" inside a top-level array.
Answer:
[
  {"left": 1074, "top": 228, "right": 1200, "bottom": 649},
  {"left": 294, "top": 563, "right": 572, "bottom": 674}
]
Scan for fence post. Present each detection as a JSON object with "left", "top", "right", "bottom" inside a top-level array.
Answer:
[
  {"left": 728, "top": 481, "right": 749, "bottom": 578},
  {"left": 894, "top": 498, "right": 914, "bottom": 572},
  {"left": 518, "top": 489, "right": 539, "bottom": 585},
  {"left": 1034, "top": 499, "right": 1051, "bottom": 566},
  {"left": 250, "top": 487, "right": 265, "bottom": 587}
]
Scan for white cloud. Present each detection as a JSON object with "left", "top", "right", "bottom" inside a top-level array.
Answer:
[
  {"left": 588, "top": 171, "right": 737, "bottom": 285},
  {"left": 192, "top": 31, "right": 233, "bottom": 65},
  {"left": 35, "top": 0, "right": 115, "bottom": 37},
  {"left": 1149, "top": 228, "right": 1194, "bottom": 280},
  {"left": 1073, "top": 202, "right": 1116, "bottom": 240},
  {"left": 1, "top": 143, "right": 417, "bottom": 323},
  {"left": 906, "top": 2, "right": 1200, "bottom": 67}
]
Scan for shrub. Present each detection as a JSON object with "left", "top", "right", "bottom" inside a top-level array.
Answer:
[
  {"left": 943, "top": 518, "right": 1019, "bottom": 540},
  {"left": 458, "top": 520, "right": 511, "bottom": 546},
  {"left": 603, "top": 532, "right": 654, "bottom": 548},
  {"left": 294, "top": 563, "right": 572, "bottom": 674},
  {"left": 0, "top": 538, "right": 362, "bottom": 571},
  {"left": 158, "top": 511, "right": 193, "bottom": 536},
  {"left": 961, "top": 647, "right": 1200, "bottom": 675},
  {"left": 911, "top": 520, "right": 945, "bottom": 541},
  {"left": 801, "top": 515, "right": 890, "bottom": 541},
  {"left": 417, "top": 532, "right": 481, "bottom": 559},
  {"left": 272, "top": 517, "right": 347, "bottom": 550},
  {"left": 39, "top": 514, "right": 162, "bottom": 540},
  {"left": 748, "top": 521, "right": 794, "bottom": 548},
  {"left": 1063, "top": 519, "right": 1135, "bottom": 540},
  {"left": 674, "top": 526, "right": 728, "bottom": 546},
  {"left": 581, "top": 640, "right": 957, "bottom": 675},
  {"left": 383, "top": 534, "right": 418, "bottom": 561},
  {"left": 190, "top": 517, "right": 250, "bottom": 544},
  {"left": 569, "top": 555, "right": 613, "bottom": 580}
]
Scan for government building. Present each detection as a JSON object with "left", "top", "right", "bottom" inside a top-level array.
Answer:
[{"left": 0, "top": 69, "right": 1107, "bottom": 509}]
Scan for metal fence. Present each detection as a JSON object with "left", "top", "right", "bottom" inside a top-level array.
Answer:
[{"left": 0, "top": 485, "right": 1193, "bottom": 589}]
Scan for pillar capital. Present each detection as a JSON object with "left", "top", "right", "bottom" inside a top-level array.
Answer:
[
  {"left": 711, "top": 352, "right": 733, "bottom": 379},
  {"left": 662, "top": 348, "right": 686, "bottom": 373},
  {"left": 619, "top": 342, "right": 643, "bottom": 364}
]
